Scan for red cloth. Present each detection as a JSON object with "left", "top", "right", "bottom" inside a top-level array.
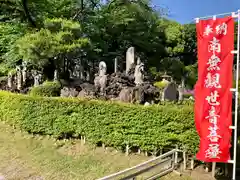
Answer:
[{"left": 194, "top": 16, "right": 234, "bottom": 162}]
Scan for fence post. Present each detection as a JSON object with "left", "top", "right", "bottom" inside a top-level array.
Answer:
[
  {"left": 183, "top": 151, "right": 187, "bottom": 170},
  {"left": 138, "top": 148, "right": 141, "bottom": 154},
  {"left": 83, "top": 136, "right": 86, "bottom": 144},
  {"left": 175, "top": 150, "right": 178, "bottom": 164},
  {"left": 175, "top": 146, "right": 178, "bottom": 164},
  {"left": 190, "top": 158, "right": 194, "bottom": 170},
  {"left": 125, "top": 144, "right": 129, "bottom": 156}
]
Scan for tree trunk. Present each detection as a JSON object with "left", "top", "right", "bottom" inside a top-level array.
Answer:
[{"left": 21, "top": 0, "right": 37, "bottom": 27}]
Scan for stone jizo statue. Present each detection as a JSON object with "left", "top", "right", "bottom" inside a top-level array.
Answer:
[
  {"left": 33, "top": 71, "right": 43, "bottom": 87},
  {"left": 94, "top": 61, "right": 107, "bottom": 93},
  {"left": 178, "top": 84, "right": 184, "bottom": 101},
  {"left": 16, "top": 66, "right": 22, "bottom": 90},
  {"left": 54, "top": 69, "right": 59, "bottom": 81},
  {"left": 22, "top": 61, "right": 27, "bottom": 84},
  {"left": 99, "top": 61, "right": 107, "bottom": 76},
  {"left": 7, "top": 71, "right": 14, "bottom": 89},
  {"left": 134, "top": 57, "right": 144, "bottom": 86}
]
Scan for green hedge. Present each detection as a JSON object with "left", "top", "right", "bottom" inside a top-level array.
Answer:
[
  {"left": 0, "top": 91, "right": 199, "bottom": 154},
  {"left": 29, "top": 81, "right": 61, "bottom": 97}
]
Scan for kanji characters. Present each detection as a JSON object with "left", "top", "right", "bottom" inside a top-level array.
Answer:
[
  {"left": 208, "top": 37, "right": 221, "bottom": 54},
  {"left": 216, "top": 22, "right": 227, "bottom": 35},
  {"left": 207, "top": 54, "right": 221, "bottom": 71},
  {"left": 205, "top": 144, "right": 222, "bottom": 159},
  {"left": 204, "top": 73, "right": 221, "bottom": 88},
  {"left": 205, "top": 106, "right": 220, "bottom": 124},
  {"left": 199, "top": 20, "right": 231, "bottom": 161},
  {"left": 204, "top": 23, "right": 228, "bottom": 37},
  {"left": 208, "top": 125, "right": 222, "bottom": 142},
  {"left": 204, "top": 25, "right": 213, "bottom": 36},
  {"left": 205, "top": 91, "right": 220, "bottom": 106}
]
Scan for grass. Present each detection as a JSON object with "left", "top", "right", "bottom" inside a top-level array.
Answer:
[{"left": 0, "top": 122, "right": 192, "bottom": 180}]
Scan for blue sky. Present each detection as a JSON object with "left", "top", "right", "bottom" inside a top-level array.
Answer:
[{"left": 152, "top": 0, "right": 240, "bottom": 24}]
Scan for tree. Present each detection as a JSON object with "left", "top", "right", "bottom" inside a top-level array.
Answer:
[
  {"left": 15, "top": 18, "right": 90, "bottom": 78},
  {"left": 0, "top": 0, "right": 199, "bottom": 83},
  {"left": 82, "top": 0, "right": 166, "bottom": 72},
  {"left": 161, "top": 19, "right": 185, "bottom": 57},
  {"left": 0, "top": 0, "right": 25, "bottom": 22},
  {"left": 181, "top": 23, "right": 197, "bottom": 65},
  {"left": 0, "top": 22, "right": 27, "bottom": 75},
  {"left": 184, "top": 63, "right": 198, "bottom": 89}
]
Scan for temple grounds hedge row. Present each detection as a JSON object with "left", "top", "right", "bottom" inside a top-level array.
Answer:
[{"left": 0, "top": 91, "right": 199, "bottom": 154}]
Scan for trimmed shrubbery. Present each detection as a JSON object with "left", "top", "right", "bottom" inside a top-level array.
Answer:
[
  {"left": 0, "top": 91, "right": 199, "bottom": 154},
  {"left": 29, "top": 81, "right": 61, "bottom": 97}
]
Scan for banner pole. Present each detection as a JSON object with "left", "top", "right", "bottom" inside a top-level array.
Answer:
[
  {"left": 194, "top": 10, "right": 238, "bottom": 21},
  {"left": 232, "top": 9, "right": 240, "bottom": 180}
]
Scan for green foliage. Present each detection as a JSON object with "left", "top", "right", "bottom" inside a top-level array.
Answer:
[
  {"left": 0, "top": 0, "right": 81, "bottom": 26},
  {"left": 0, "top": 91, "right": 198, "bottom": 154},
  {"left": 0, "top": 23, "right": 25, "bottom": 55},
  {"left": 184, "top": 63, "right": 198, "bottom": 89},
  {"left": 154, "top": 81, "right": 168, "bottom": 90},
  {"left": 83, "top": 0, "right": 166, "bottom": 70},
  {"left": 0, "top": 0, "right": 24, "bottom": 22},
  {"left": 0, "top": 64, "right": 11, "bottom": 77},
  {"left": 183, "top": 93, "right": 193, "bottom": 99},
  {"left": 162, "top": 20, "right": 185, "bottom": 56},
  {"left": 29, "top": 81, "right": 61, "bottom": 97},
  {"left": 182, "top": 24, "right": 197, "bottom": 65},
  {"left": 160, "top": 57, "right": 185, "bottom": 82},
  {"left": 16, "top": 18, "right": 90, "bottom": 68},
  {"left": 0, "top": 76, "right": 7, "bottom": 83},
  {"left": 0, "top": 0, "right": 199, "bottom": 80},
  {"left": 0, "top": 22, "right": 27, "bottom": 72}
]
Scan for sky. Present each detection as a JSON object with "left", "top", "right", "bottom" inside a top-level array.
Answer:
[{"left": 152, "top": 0, "right": 240, "bottom": 24}]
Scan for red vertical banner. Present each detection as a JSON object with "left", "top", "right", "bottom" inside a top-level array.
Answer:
[{"left": 194, "top": 16, "right": 234, "bottom": 162}]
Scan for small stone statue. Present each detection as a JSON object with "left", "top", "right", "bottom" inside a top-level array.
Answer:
[
  {"left": 134, "top": 57, "right": 144, "bottom": 86},
  {"left": 73, "top": 64, "right": 80, "bottom": 78},
  {"left": 16, "top": 66, "right": 22, "bottom": 90},
  {"left": 178, "top": 84, "right": 184, "bottom": 101},
  {"left": 34, "top": 75, "right": 39, "bottom": 87},
  {"left": 94, "top": 61, "right": 107, "bottom": 93},
  {"left": 22, "top": 61, "right": 27, "bottom": 84},
  {"left": 33, "top": 71, "right": 42, "bottom": 87},
  {"left": 86, "top": 70, "right": 90, "bottom": 81},
  {"left": 72, "top": 60, "right": 84, "bottom": 79},
  {"left": 80, "top": 63, "right": 84, "bottom": 80},
  {"left": 54, "top": 69, "right": 59, "bottom": 81},
  {"left": 7, "top": 71, "right": 14, "bottom": 89},
  {"left": 99, "top": 61, "right": 107, "bottom": 76}
]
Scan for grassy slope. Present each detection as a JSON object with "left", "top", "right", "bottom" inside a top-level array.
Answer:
[{"left": 0, "top": 122, "right": 191, "bottom": 180}]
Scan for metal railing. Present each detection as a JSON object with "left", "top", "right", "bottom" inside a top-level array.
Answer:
[{"left": 98, "top": 149, "right": 180, "bottom": 180}]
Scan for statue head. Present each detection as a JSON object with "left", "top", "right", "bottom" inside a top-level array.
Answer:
[
  {"left": 22, "top": 61, "right": 27, "bottom": 67},
  {"left": 16, "top": 65, "right": 21, "bottom": 73},
  {"left": 99, "top": 61, "right": 107, "bottom": 76}
]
